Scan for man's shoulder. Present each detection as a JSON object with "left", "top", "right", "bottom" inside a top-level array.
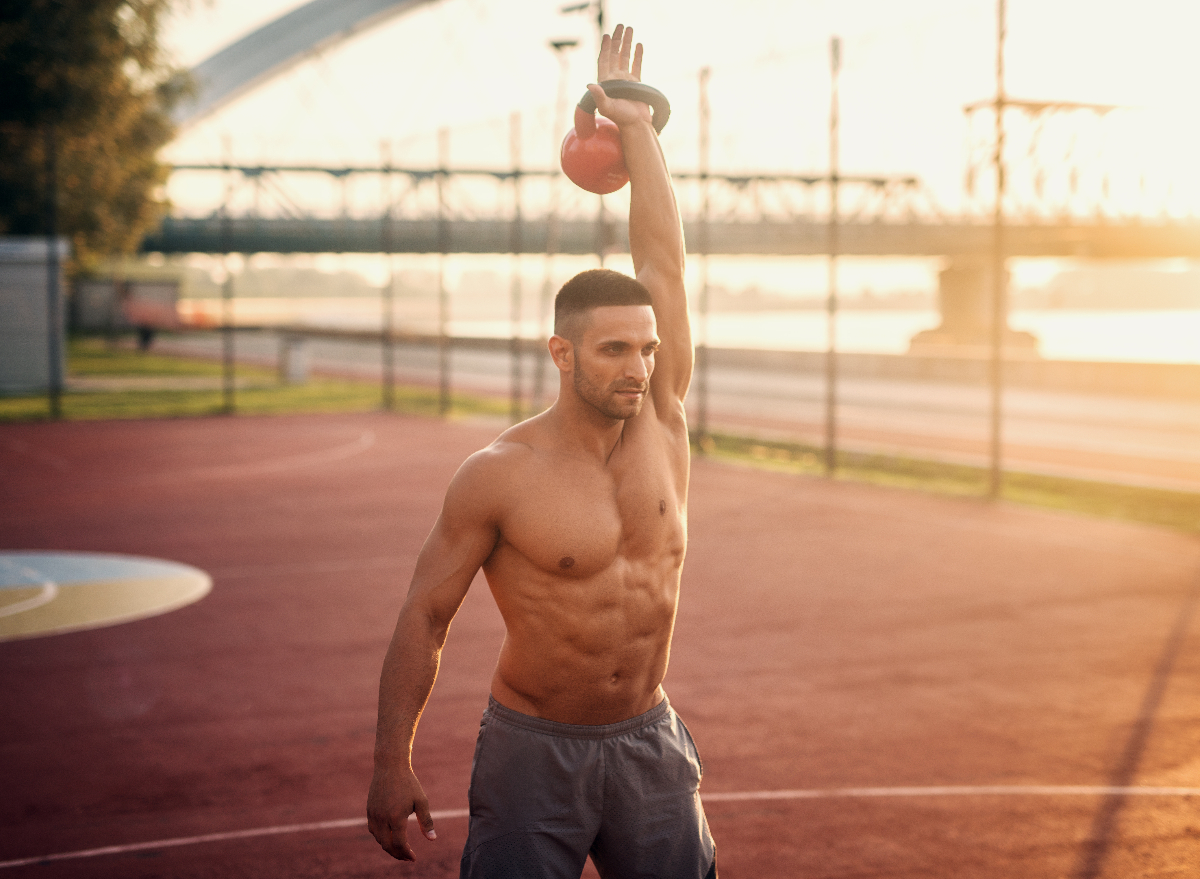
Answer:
[
  {"left": 453, "top": 421, "right": 543, "bottom": 488},
  {"left": 439, "top": 434, "right": 533, "bottom": 529}
]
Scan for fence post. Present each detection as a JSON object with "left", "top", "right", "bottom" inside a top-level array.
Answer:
[{"left": 824, "top": 36, "right": 841, "bottom": 476}]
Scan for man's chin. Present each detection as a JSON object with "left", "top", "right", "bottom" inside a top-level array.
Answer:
[{"left": 611, "top": 396, "right": 644, "bottom": 419}]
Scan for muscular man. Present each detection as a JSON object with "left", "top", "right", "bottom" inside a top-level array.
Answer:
[{"left": 368, "top": 24, "right": 716, "bottom": 879}]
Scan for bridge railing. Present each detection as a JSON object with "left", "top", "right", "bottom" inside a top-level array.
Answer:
[{"left": 165, "top": 163, "right": 949, "bottom": 227}]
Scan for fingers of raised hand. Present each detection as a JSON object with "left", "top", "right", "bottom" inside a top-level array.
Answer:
[
  {"left": 616, "top": 24, "right": 632, "bottom": 69},
  {"left": 599, "top": 24, "right": 642, "bottom": 82}
]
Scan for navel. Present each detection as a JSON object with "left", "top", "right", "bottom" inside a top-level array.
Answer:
[
  {"left": 558, "top": 556, "right": 575, "bottom": 570},
  {"left": 659, "top": 499, "right": 667, "bottom": 516}
]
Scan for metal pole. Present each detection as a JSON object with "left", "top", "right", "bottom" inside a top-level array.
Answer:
[
  {"left": 221, "top": 259, "right": 235, "bottom": 413},
  {"left": 536, "top": 39, "right": 576, "bottom": 411},
  {"left": 824, "top": 36, "right": 841, "bottom": 476},
  {"left": 988, "top": 0, "right": 1007, "bottom": 499},
  {"left": 594, "top": 0, "right": 606, "bottom": 267},
  {"left": 595, "top": 197, "right": 607, "bottom": 269},
  {"left": 221, "top": 135, "right": 235, "bottom": 414},
  {"left": 44, "top": 124, "right": 62, "bottom": 419},
  {"left": 509, "top": 112, "right": 524, "bottom": 423},
  {"left": 381, "top": 139, "right": 395, "bottom": 410},
  {"left": 696, "top": 67, "right": 711, "bottom": 445},
  {"left": 437, "top": 127, "right": 451, "bottom": 417}
]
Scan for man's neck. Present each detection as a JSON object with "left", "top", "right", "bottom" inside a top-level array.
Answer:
[{"left": 547, "top": 397, "right": 627, "bottom": 464}]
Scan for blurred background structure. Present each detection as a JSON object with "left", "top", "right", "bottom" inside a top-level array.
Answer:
[{"left": 3, "top": 0, "right": 1199, "bottom": 494}]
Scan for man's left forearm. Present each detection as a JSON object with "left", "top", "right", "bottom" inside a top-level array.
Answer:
[{"left": 623, "top": 119, "right": 685, "bottom": 284}]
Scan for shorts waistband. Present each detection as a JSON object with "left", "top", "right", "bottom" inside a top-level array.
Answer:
[{"left": 485, "top": 694, "right": 671, "bottom": 740}]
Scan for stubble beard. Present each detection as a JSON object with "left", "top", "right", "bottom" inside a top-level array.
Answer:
[{"left": 573, "top": 366, "right": 647, "bottom": 421}]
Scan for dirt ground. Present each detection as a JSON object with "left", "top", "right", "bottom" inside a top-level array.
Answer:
[{"left": 1, "top": 411, "right": 1198, "bottom": 877}]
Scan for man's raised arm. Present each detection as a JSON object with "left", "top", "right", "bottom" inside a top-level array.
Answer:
[{"left": 587, "top": 25, "right": 692, "bottom": 405}]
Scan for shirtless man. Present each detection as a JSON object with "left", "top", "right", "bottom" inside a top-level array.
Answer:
[{"left": 368, "top": 24, "right": 716, "bottom": 878}]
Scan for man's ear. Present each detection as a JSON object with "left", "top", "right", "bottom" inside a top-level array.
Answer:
[{"left": 548, "top": 335, "right": 573, "bottom": 372}]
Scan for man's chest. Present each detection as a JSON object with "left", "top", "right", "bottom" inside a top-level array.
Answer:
[{"left": 497, "top": 451, "right": 684, "bottom": 578}]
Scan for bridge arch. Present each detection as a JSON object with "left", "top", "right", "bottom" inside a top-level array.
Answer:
[{"left": 174, "top": 0, "right": 438, "bottom": 129}]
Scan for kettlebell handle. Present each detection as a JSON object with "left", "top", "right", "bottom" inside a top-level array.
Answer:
[{"left": 574, "top": 80, "right": 671, "bottom": 138}]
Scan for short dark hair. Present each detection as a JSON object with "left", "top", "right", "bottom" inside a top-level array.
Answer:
[{"left": 554, "top": 269, "right": 653, "bottom": 340}]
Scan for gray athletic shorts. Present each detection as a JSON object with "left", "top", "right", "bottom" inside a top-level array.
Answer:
[{"left": 460, "top": 695, "right": 717, "bottom": 879}]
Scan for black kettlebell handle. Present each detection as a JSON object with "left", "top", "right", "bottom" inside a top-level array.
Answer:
[{"left": 577, "top": 80, "right": 671, "bottom": 134}]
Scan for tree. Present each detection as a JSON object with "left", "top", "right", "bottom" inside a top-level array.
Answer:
[{"left": 0, "top": 0, "right": 189, "bottom": 274}]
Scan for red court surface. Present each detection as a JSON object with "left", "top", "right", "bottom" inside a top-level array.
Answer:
[{"left": 1, "top": 411, "right": 1198, "bottom": 878}]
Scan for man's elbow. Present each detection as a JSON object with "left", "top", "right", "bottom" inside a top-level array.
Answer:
[
  {"left": 637, "top": 264, "right": 686, "bottom": 301},
  {"left": 396, "top": 596, "right": 454, "bottom": 648}
]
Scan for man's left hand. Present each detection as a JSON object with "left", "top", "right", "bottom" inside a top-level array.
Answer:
[{"left": 588, "top": 24, "right": 653, "bottom": 129}]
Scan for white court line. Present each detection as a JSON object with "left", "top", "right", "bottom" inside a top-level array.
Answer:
[
  {"left": 0, "top": 809, "right": 468, "bottom": 870},
  {"left": 0, "top": 581, "right": 57, "bottom": 618},
  {"left": 702, "top": 785, "right": 1200, "bottom": 801},
  {"left": 0, "top": 560, "right": 59, "bottom": 619},
  {"left": 171, "top": 430, "right": 376, "bottom": 481},
  {"left": 3, "top": 786, "right": 1199, "bottom": 870}
]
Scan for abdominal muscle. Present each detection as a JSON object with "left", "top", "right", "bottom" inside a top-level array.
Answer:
[{"left": 484, "top": 551, "right": 680, "bottom": 726}]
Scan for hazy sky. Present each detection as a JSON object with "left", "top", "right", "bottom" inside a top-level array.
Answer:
[
  {"left": 161, "top": 0, "right": 1200, "bottom": 214},
  {"left": 156, "top": 0, "right": 1200, "bottom": 305}
]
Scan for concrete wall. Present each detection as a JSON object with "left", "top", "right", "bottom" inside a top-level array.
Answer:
[{"left": 0, "top": 237, "right": 68, "bottom": 394}]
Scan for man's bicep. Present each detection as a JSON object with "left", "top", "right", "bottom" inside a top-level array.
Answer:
[
  {"left": 639, "top": 266, "right": 693, "bottom": 403},
  {"left": 405, "top": 462, "right": 500, "bottom": 627}
]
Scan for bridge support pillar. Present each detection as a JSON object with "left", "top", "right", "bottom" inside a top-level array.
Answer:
[{"left": 909, "top": 258, "right": 1038, "bottom": 356}]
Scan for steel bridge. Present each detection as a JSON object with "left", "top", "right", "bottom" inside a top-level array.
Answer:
[
  {"left": 146, "top": 163, "right": 1200, "bottom": 260},
  {"left": 157, "top": 0, "right": 1200, "bottom": 262}
]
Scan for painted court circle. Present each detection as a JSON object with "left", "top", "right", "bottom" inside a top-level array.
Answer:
[{"left": 0, "top": 551, "right": 211, "bottom": 642}]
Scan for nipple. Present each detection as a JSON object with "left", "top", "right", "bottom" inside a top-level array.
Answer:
[{"left": 559, "top": 556, "right": 575, "bottom": 569}]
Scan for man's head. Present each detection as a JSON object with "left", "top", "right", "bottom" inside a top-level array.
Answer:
[
  {"left": 550, "top": 269, "right": 659, "bottom": 421},
  {"left": 554, "top": 269, "right": 653, "bottom": 342}
]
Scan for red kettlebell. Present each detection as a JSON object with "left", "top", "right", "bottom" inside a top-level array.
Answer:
[{"left": 560, "top": 80, "right": 671, "bottom": 195}]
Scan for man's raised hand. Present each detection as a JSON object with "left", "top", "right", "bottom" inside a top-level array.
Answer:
[
  {"left": 599, "top": 23, "right": 642, "bottom": 82},
  {"left": 588, "top": 24, "right": 652, "bottom": 129}
]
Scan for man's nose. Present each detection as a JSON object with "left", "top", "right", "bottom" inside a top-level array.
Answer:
[{"left": 627, "top": 354, "right": 649, "bottom": 381}]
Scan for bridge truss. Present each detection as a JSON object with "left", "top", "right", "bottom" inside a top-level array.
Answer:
[{"left": 148, "top": 161, "right": 1200, "bottom": 260}]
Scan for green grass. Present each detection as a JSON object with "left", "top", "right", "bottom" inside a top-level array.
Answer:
[
  {"left": 66, "top": 340, "right": 245, "bottom": 378},
  {"left": 693, "top": 430, "right": 1200, "bottom": 535},
  {"left": 5, "top": 338, "right": 1198, "bottom": 534},
  {"left": 0, "top": 336, "right": 510, "bottom": 422}
]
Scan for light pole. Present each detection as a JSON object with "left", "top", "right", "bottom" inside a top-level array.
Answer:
[
  {"left": 559, "top": 1, "right": 603, "bottom": 41},
  {"left": 696, "top": 67, "right": 712, "bottom": 445},
  {"left": 534, "top": 38, "right": 579, "bottom": 411},
  {"left": 559, "top": 2, "right": 607, "bottom": 264},
  {"left": 989, "top": 0, "right": 1007, "bottom": 499},
  {"left": 381, "top": 138, "right": 395, "bottom": 410}
]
